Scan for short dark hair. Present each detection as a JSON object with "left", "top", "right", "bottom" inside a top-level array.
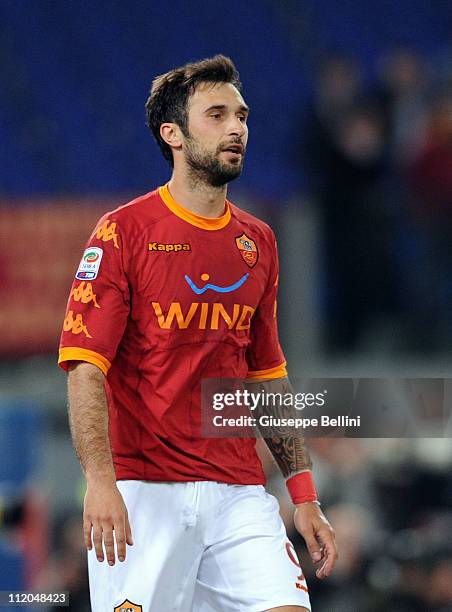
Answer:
[{"left": 145, "top": 55, "right": 242, "bottom": 166}]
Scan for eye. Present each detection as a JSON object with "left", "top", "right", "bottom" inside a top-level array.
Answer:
[
  {"left": 238, "top": 115, "right": 247, "bottom": 123},
  {"left": 211, "top": 113, "right": 221, "bottom": 119}
]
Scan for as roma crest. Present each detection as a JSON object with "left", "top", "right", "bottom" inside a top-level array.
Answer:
[
  {"left": 235, "top": 233, "right": 258, "bottom": 268},
  {"left": 114, "top": 600, "right": 142, "bottom": 612}
]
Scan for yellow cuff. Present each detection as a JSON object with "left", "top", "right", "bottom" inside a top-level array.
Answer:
[
  {"left": 58, "top": 347, "right": 111, "bottom": 376},
  {"left": 246, "top": 361, "right": 287, "bottom": 380}
]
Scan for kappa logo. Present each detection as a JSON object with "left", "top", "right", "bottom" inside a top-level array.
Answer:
[
  {"left": 96, "top": 219, "right": 119, "bottom": 248},
  {"left": 235, "top": 233, "right": 258, "bottom": 268},
  {"left": 148, "top": 241, "right": 191, "bottom": 253},
  {"left": 63, "top": 310, "right": 92, "bottom": 338},
  {"left": 114, "top": 600, "right": 142, "bottom": 612},
  {"left": 295, "top": 582, "right": 308, "bottom": 592},
  {"left": 71, "top": 281, "right": 100, "bottom": 308}
]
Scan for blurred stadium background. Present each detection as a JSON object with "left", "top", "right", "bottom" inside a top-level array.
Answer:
[{"left": 0, "top": 1, "right": 451, "bottom": 610}]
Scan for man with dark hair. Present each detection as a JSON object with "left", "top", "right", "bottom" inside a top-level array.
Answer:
[
  {"left": 59, "top": 55, "right": 337, "bottom": 611},
  {"left": 146, "top": 54, "right": 243, "bottom": 169}
]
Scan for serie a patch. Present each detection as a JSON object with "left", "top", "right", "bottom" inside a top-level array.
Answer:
[{"left": 76, "top": 247, "right": 103, "bottom": 280}]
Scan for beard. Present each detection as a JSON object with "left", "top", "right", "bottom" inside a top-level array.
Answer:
[{"left": 184, "top": 135, "right": 245, "bottom": 188}]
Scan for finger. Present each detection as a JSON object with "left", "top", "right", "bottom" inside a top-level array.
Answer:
[
  {"left": 114, "top": 520, "right": 126, "bottom": 563},
  {"left": 322, "top": 542, "right": 338, "bottom": 577},
  {"left": 316, "top": 558, "right": 328, "bottom": 579},
  {"left": 83, "top": 519, "right": 93, "bottom": 551},
  {"left": 316, "top": 531, "right": 338, "bottom": 578},
  {"left": 125, "top": 515, "right": 134, "bottom": 547},
  {"left": 316, "top": 547, "right": 330, "bottom": 580},
  {"left": 302, "top": 526, "right": 323, "bottom": 563},
  {"left": 102, "top": 524, "right": 116, "bottom": 566},
  {"left": 315, "top": 543, "right": 327, "bottom": 565},
  {"left": 92, "top": 523, "right": 105, "bottom": 562},
  {"left": 316, "top": 551, "right": 334, "bottom": 579}
]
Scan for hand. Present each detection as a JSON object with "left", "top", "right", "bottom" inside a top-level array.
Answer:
[
  {"left": 83, "top": 479, "right": 133, "bottom": 565},
  {"left": 294, "top": 502, "right": 338, "bottom": 579}
]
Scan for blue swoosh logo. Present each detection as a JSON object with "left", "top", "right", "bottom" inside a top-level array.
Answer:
[{"left": 185, "top": 273, "right": 249, "bottom": 295}]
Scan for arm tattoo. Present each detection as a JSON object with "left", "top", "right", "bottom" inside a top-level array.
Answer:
[{"left": 246, "top": 378, "right": 312, "bottom": 478}]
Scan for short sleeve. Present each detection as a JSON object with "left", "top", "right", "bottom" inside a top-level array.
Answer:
[
  {"left": 58, "top": 214, "right": 130, "bottom": 375},
  {"left": 246, "top": 232, "right": 287, "bottom": 380}
]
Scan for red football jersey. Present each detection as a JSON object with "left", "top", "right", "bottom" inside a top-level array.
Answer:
[{"left": 59, "top": 185, "right": 287, "bottom": 484}]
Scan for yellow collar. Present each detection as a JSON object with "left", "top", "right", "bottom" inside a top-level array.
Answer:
[{"left": 159, "top": 184, "right": 231, "bottom": 230}]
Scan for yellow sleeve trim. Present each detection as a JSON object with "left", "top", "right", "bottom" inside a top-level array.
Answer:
[
  {"left": 58, "top": 347, "right": 111, "bottom": 376},
  {"left": 246, "top": 361, "right": 287, "bottom": 380}
]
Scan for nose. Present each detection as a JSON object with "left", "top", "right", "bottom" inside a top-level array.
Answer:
[{"left": 227, "top": 115, "right": 247, "bottom": 138}]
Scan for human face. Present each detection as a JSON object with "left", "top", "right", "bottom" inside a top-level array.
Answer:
[{"left": 183, "top": 82, "right": 249, "bottom": 187}]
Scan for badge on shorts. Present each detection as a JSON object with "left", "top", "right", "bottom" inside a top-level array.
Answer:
[{"left": 114, "top": 600, "right": 142, "bottom": 612}]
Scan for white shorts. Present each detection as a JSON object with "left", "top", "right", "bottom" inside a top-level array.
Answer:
[{"left": 88, "top": 480, "right": 311, "bottom": 612}]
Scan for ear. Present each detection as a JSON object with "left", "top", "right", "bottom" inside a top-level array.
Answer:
[{"left": 160, "top": 123, "right": 183, "bottom": 151}]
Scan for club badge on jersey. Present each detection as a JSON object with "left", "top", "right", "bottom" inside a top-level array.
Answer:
[{"left": 235, "top": 233, "right": 258, "bottom": 267}]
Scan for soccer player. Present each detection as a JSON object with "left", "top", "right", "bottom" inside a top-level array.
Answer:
[{"left": 59, "top": 55, "right": 337, "bottom": 612}]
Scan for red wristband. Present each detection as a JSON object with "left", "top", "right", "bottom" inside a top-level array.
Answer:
[{"left": 286, "top": 471, "right": 318, "bottom": 505}]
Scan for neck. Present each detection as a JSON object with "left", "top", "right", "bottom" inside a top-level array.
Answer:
[{"left": 168, "top": 169, "right": 228, "bottom": 218}]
